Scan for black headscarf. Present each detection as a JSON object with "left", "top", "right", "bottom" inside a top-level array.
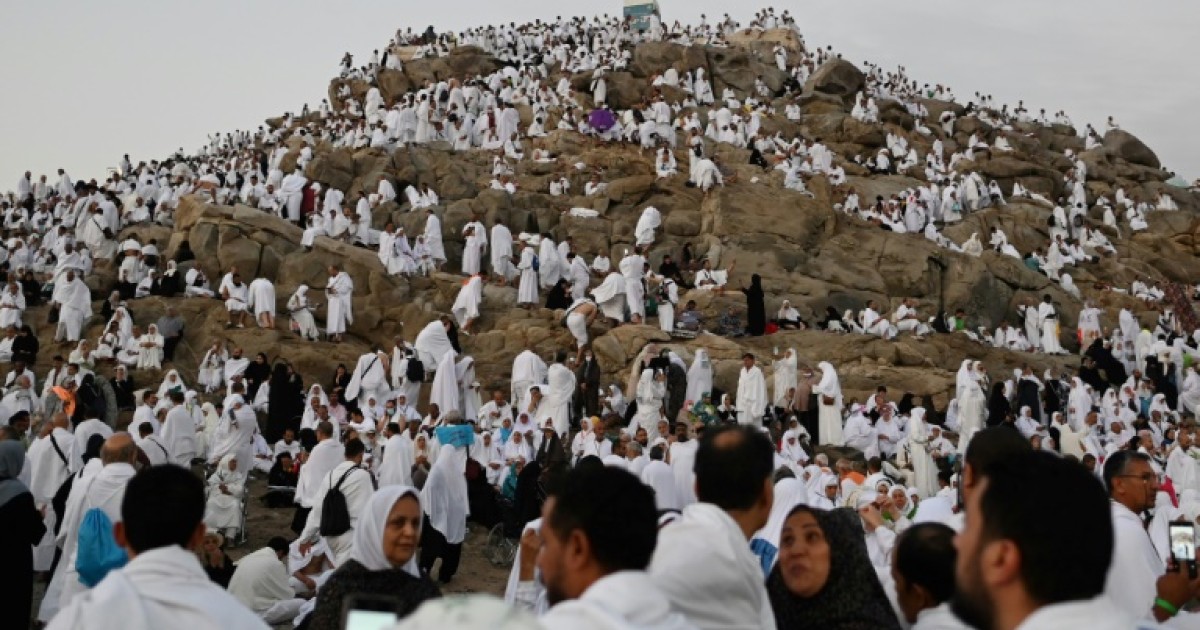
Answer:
[
  {"left": 767, "top": 506, "right": 902, "bottom": 630},
  {"left": 986, "top": 381, "right": 1011, "bottom": 427}
]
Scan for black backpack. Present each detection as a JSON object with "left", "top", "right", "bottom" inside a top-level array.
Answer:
[
  {"left": 405, "top": 357, "right": 425, "bottom": 383},
  {"left": 318, "top": 466, "right": 358, "bottom": 537}
]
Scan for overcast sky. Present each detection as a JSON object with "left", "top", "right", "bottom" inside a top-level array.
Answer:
[{"left": 2, "top": 0, "right": 1197, "bottom": 191}]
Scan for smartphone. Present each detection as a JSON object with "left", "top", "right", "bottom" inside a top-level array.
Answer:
[
  {"left": 342, "top": 594, "right": 400, "bottom": 630},
  {"left": 1170, "top": 522, "right": 1196, "bottom": 578}
]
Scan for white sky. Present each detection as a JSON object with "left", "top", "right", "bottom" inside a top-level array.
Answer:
[{"left": 2, "top": 0, "right": 1197, "bottom": 191}]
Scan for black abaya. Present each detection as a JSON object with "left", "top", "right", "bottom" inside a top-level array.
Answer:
[
  {"left": 267, "top": 368, "right": 304, "bottom": 443},
  {"left": 0, "top": 491, "right": 47, "bottom": 628},
  {"left": 743, "top": 275, "right": 766, "bottom": 336}
]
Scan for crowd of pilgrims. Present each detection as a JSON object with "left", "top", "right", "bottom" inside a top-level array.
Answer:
[{"left": 2, "top": 6, "right": 1200, "bottom": 630}]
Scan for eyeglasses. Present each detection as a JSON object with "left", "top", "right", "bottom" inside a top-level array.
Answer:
[{"left": 1115, "top": 473, "right": 1158, "bottom": 483}]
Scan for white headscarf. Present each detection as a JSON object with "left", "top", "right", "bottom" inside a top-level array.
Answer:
[
  {"left": 751, "top": 477, "right": 809, "bottom": 568},
  {"left": 350, "top": 485, "right": 422, "bottom": 576},
  {"left": 685, "top": 350, "right": 713, "bottom": 404},
  {"left": 814, "top": 361, "right": 841, "bottom": 405},
  {"left": 421, "top": 444, "right": 469, "bottom": 544}
]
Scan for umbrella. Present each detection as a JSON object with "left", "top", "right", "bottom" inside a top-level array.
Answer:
[
  {"left": 1166, "top": 176, "right": 1189, "bottom": 188},
  {"left": 588, "top": 108, "right": 616, "bottom": 132}
]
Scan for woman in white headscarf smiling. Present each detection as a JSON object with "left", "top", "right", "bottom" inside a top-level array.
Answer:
[{"left": 301, "top": 486, "right": 441, "bottom": 629}]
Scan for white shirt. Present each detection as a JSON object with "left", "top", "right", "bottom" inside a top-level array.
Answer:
[
  {"left": 521, "top": 571, "right": 697, "bottom": 630},
  {"left": 649, "top": 503, "right": 776, "bottom": 630}
]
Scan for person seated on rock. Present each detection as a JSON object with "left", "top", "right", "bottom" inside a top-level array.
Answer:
[
  {"left": 691, "top": 154, "right": 724, "bottom": 193},
  {"left": 184, "top": 266, "right": 215, "bottom": 298},
  {"left": 655, "top": 147, "right": 677, "bottom": 179},
  {"left": 583, "top": 174, "right": 607, "bottom": 197},
  {"left": 693, "top": 258, "right": 731, "bottom": 293},
  {"left": 859, "top": 300, "right": 897, "bottom": 340},
  {"left": 776, "top": 300, "right": 804, "bottom": 330},
  {"left": 220, "top": 271, "right": 250, "bottom": 329}
]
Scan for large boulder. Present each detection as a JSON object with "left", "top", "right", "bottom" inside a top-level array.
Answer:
[
  {"left": 1103, "top": 130, "right": 1160, "bottom": 169},
  {"left": 802, "top": 59, "right": 865, "bottom": 106}
]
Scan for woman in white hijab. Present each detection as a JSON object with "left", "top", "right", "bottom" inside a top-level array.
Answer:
[
  {"left": 1066, "top": 377, "right": 1091, "bottom": 431},
  {"left": 300, "top": 486, "right": 441, "bottom": 629},
  {"left": 68, "top": 339, "right": 96, "bottom": 370},
  {"left": 204, "top": 454, "right": 246, "bottom": 540},
  {"left": 419, "top": 444, "right": 469, "bottom": 582},
  {"left": 749, "top": 477, "right": 810, "bottom": 576},
  {"left": 1181, "top": 366, "right": 1200, "bottom": 417},
  {"left": 814, "top": 361, "right": 845, "bottom": 446},
  {"left": 631, "top": 369, "right": 667, "bottom": 439},
  {"left": 779, "top": 429, "right": 809, "bottom": 470},
  {"left": 473, "top": 432, "right": 505, "bottom": 487},
  {"left": 198, "top": 401, "right": 220, "bottom": 460},
  {"left": 684, "top": 350, "right": 712, "bottom": 405},
  {"left": 603, "top": 384, "right": 628, "bottom": 417},
  {"left": 156, "top": 369, "right": 187, "bottom": 399},
  {"left": 772, "top": 349, "right": 798, "bottom": 409},
  {"left": 135, "top": 324, "right": 164, "bottom": 370},
  {"left": 957, "top": 361, "right": 986, "bottom": 454},
  {"left": 198, "top": 341, "right": 228, "bottom": 393},
  {"left": 571, "top": 417, "right": 596, "bottom": 463},
  {"left": 287, "top": 285, "right": 320, "bottom": 341},
  {"left": 907, "top": 408, "right": 939, "bottom": 499}
]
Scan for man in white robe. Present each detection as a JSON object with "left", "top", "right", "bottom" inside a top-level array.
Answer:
[
  {"left": 52, "top": 269, "right": 91, "bottom": 342},
  {"left": 634, "top": 206, "right": 662, "bottom": 247},
  {"left": 591, "top": 271, "right": 626, "bottom": 324},
  {"left": 511, "top": 346, "right": 548, "bottom": 413},
  {"left": 413, "top": 317, "right": 456, "bottom": 372},
  {"left": 160, "top": 391, "right": 197, "bottom": 467},
  {"left": 299, "top": 441, "right": 375, "bottom": 566},
  {"left": 324, "top": 265, "right": 354, "bottom": 342},
  {"left": 47, "top": 465, "right": 269, "bottom": 630},
  {"left": 516, "top": 239, "right": 539, "bottom": 306},
  {"left": 620, "top": 249, "right": 647, "bottom": 324},
  {"left": 736, "top": 354, "right": 768, "bottom": 426},
  {"left": 491, "top": 220, "right": 516, "bottom": 283},
  {"left": 49, "top": 433, "right": 140, "bottom": 616},
  {"left": 345, "top": 348, "right": 391, "bottom": 412},
  {"left": 539, "top": 352, "right": 577, "bottom": 439},
  {"left": 423, "top": 209, "right": 446, "bottom": 270},
  {"left": 451, "top": 272, "right": 486, "bottom": 334},
  {"left": 650, "top": 425, "right": 777, "bottom": 630},
  {"left": 279, "top": 167, "right": 308, "bottom": 224},
  {"left": 247, "top": 277, "right": 276, "bottom": 329},
  {"left": 1038, "top": 295, "right": 1064, "bottom": 354},
  {"left": 227, "top": 542, "right": 306, "bottom": 625}
]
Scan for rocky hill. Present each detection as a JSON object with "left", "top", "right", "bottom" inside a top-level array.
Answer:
[{"left": 46, "top": 25, "right": 1200, "bottom": 414}]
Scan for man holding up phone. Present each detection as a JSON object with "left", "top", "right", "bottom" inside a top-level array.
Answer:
[{"left": 1103, "top": 450, "right": 1200, "bottom": 624}]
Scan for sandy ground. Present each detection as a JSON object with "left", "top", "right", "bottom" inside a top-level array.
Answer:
[{"left": 30, "top": 471, "right": 511, "bottom": 630}]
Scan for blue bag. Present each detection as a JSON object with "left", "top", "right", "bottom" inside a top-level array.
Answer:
[
  {"left": 435, "top": 424, "right": 475, "bottom": 448},
  {"left": 76, "top": 507, "right": 128, "bottom": 587}
]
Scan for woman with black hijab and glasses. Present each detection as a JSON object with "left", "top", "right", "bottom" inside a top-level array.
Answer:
[{"left": 767, "top": 505, "right": 902, "bottom": 630}]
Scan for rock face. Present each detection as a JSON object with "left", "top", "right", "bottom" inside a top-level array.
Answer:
[
  {"left": 59, "top": 29, "right": 1200, "bottom": 420},
  {"left": 803, "top": 59, "right": 865, "bottom": 105},
  {"left": 1103, "top": 129, "right": 1161, "bottom": 169}
]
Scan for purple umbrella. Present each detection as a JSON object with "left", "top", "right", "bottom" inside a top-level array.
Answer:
[{"left": 588, "top": 108, "right": 616, "bottom": 132}]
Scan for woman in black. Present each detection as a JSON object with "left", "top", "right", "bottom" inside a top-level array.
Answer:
[
  {"left": 544, "top": 278, "right": 572, "bottom": 310},
  {"left": 767, "top": 506, "right": 901, "bottom": 630},
  {"left": 266, "top": 362, "right": 304, "bottom": 442},
  {"left": 197, "top": 532, "right": 235, "bottom": 587},
  {"left": 330, "top": 364, "right": 351, "bottom": 394},
  {"left": 244, "top": 352, "right": 271, "bottom": 401},
  {"left": 174, "top": 239, "right": 196, "bottom": 263},
  {"left": 742, "top": 273, "right": 766, "bottom": 336},
  {"left": 11, "top": 325, "right": 38, "bottom": 364},
  {"left": 111, "top": 365, "right": 135, "bottom": 410},
  {"left": 986, "top": 381, "right": 1011, "bottom": 427},
  {"left": 0, "top": 441, "right": 47, "bottom": 627}
]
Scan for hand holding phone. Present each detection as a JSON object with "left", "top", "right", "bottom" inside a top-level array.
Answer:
[{"left": 1170, "top": 522, "right": 1196, "bottom": 579}]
